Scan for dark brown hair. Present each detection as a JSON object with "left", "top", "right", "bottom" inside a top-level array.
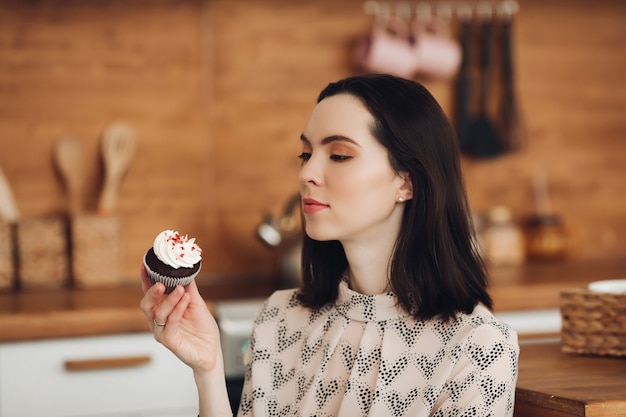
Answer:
[{"left": 297, "top": 74, "right": 492, "bottom": 321}]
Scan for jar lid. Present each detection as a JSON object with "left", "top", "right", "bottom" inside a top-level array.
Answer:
[
  {"left": 488, "top": 205, "right": 513, "bottom": 224},
  {"left": 525, "top": 214, "right": 562, "bottom": 226}
]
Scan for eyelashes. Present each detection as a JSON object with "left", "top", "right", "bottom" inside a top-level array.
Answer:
[{"left": 297, "top": 153, "right": 352, "bottom": 162}]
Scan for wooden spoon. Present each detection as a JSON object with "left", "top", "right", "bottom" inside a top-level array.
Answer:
[
  {"left": 98, "top": 122, "right": 136, "bottom": 217},
  {"left": 53, "top": 136, "right": 85, "bottom": 216},
  {"left": 0, "top": 164, "right": 20, "bottom": 223}
]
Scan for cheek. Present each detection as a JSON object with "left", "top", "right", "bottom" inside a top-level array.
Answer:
[
  {"left": 327, "top": 171, "right": 357, "bottom": 195},
  {"left": 326, "top": 168, "right": 372, "bottom": 206},
  {"left": 332, "top": 165, "right": 398, "bottom": 206}
]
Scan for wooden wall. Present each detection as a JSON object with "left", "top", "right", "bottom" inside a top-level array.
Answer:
[{"left": 0, "top": 0, "right": 624, "bottom": 285}]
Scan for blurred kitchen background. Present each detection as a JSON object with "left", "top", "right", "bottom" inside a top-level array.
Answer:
[
  {"left": 0, "top": 0, "right": 624, "bottom": 286},
  {"left": 1, "top": 0, "right": 625, "bottom": 416}
]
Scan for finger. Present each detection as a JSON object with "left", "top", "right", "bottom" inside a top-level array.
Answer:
[
  {"left": 140, "top": 265, "right": 151, "bottom": 293},
  {"left": 139, "top": 281, "right": 166, "bottom": 322},
  {"left": 182, "top": 281, "right": 212, "bottom": 319},
  {"left": 152, "top": 285, "right": 186, "bottom": 327},
  {"left": 184, "top": 279, "right": 203, "bottom": 301},
  {"left": 167, "top": 290, "right": 191, "bottom": 325},
  {"left": 152, "top": 318, "right": 167, "bottom": 330}
]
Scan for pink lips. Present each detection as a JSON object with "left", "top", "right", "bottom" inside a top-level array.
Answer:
[{"left": 302, "top": 198, "right": 329, "bottom": 214}]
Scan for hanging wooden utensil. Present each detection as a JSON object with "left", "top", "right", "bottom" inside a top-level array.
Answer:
[
  {"left": 97, "top": 122, "right": 136, "bottom": 217},
  {"left": 0, "top": 164, "right": 20, "bottom": 223},
  {"left": 53, "top": 136, "right": 85, "bottom": 216},
  {"left": 465, "top": 14, "right": 504, "bottom": 159}
]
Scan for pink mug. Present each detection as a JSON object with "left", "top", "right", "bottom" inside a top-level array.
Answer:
[{"left": 353, "top": 17, "right": 461, "bottom": 80}]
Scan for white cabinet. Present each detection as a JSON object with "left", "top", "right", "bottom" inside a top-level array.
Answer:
[{"left": 0, "top": 333, "right": 198, "bottom": 417}]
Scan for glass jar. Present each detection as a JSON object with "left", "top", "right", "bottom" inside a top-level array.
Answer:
[
  {"left": 523, "top": 214, "right": 568, "bottom": 261},
  {"left": 483, "top": 206, "right": 526, "bottom": 267}
]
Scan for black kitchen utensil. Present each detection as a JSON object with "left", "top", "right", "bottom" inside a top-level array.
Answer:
[
  {"left": 465, "top": 17, "right": 505, "bottom": 159},
  {"left": 455, "top": 16, "right": 473, "bottom": 152},
  {"left": 498, "top": 12, "right": 523, "bottom": 151}
]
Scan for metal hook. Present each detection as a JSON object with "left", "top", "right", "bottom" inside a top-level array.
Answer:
[
  {"left": 415, "top": 2, "right": 432, "bottom": 21},
  {"left": 435, "top": 2, "right": 453, "bottom": 21},
  {"left": 476, "top": 2, "right": 494, "bottom": 20},
  {"left": 395, "top": 2, "right": 412, "bottom": 20},
  {"left": 497, "top": 0, "right": 520, "bottom": 18},
  {"left": 456, "top": 3, "right": 473, "bottom": 21},
  {"left": 363, "top": 0, "right": 380, "bottom": 16},
  {"left": 362, "top": 1, "right": 519, "bottom": 21}
]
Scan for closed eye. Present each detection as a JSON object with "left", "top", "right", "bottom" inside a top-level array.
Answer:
[
  {"left": 298, "top": 153, "right": 351, "bottom": 162},
  {"left": 299, "top": 134, "right": 356, "bottom": 163}
]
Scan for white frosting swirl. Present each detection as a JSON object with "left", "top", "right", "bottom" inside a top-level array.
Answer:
[{"left": 153, "top": 230, "right": 202, "bottom": 269}]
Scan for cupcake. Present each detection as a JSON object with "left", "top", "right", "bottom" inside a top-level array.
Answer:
[{"left": 143, "top": 230, "right": 202, "bottom": 294}]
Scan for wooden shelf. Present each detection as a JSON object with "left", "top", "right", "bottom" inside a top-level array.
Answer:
[{"left": 0, "top": 259, "right": 624, "bottom": 342}]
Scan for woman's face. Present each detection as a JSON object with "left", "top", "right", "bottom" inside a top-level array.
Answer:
[{"left": 298, "top": 93, "right": 411, "bottom": 244}]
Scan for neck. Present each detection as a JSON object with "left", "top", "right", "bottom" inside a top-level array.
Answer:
[
  {"left": 346, "top": 261, "right": 391, "bottom": 295},
  {"left": 341, "top": 223, "right": 401, "bottom": 296},
  {"left": 329, "top": 199, "right": 406, "bottom": 295}
]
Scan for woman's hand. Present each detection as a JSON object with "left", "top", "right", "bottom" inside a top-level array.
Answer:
[
  {"left": 139, "top": 267, "right": 222, "bottom": 374},
  {"left": 140, "top": 268, "right": 234, "bottom": 416}
]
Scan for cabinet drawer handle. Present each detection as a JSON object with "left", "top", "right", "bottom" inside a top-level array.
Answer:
[{"left": 64, "top": 355, "right": 151, "bottom": 371}]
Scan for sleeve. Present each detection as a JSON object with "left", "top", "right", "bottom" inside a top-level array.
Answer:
[
  {"left": 233, "top": 341, "right": 254, "bottom": 417},
  {"left": 234, "top": 306, "right": 260, "bottom": 417},
  {"left": 233, "top": 294, "right": 277, "bottom": 417},
  {"left": 433, "top": 321, "right": 520, "bottom": 417}
]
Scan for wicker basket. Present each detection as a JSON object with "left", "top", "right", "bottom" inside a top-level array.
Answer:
[
  {"left": 560, "top": 288, "right": 626, "bottom": 357},
  {"left": 70, "top": 214, "right": 121, "bottom": 288},
  {"left": 0, "top": 221, "right": 16, "bottom": 291},
  {"left": 16, "top": 216, "right": 70, "bottom": 291}
]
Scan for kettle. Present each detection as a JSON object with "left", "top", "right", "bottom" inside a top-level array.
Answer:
[{"left": 256, "top": 193, "right": 303, "bottom": 287}]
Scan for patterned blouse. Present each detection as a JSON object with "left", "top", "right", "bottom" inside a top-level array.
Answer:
[{"left": 238, "top": 279, "right": 519, "bottom": 416}]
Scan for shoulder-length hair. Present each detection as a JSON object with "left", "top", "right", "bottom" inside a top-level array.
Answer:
[{"left": 297, "top": 73, "right": 492, "bottom": 321}]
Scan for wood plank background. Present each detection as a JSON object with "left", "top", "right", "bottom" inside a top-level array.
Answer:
[{"left": 0, "top": 0, "right": 624, "bottom": 286}]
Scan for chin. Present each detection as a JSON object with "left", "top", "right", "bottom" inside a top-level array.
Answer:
[{"left": 304, "top": 226, "right": 339, "bottom": 242}]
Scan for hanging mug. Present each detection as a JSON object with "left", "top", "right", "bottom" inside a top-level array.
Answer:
[
  {"left": 352, "top": 16, "right": 461, "bottom": 80},
  {"left": 410, "top": 18, "right": 461, "bottom": 79},
  {"left": 352, "top": 17, "right": 417, "bottom": 78}
]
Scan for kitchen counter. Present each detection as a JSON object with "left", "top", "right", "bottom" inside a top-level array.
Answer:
[
  {"left": 0, "top": 259, "right": 624, "bottom": 343},
  {"left": 0, "top": 277, "right": 275, "bottom": 343},
  {"left": 515, "top": 342, "right": 626, "bottom": 416},
  {"left": 487, "top": 258, "right": 625, "bottom": 311}
]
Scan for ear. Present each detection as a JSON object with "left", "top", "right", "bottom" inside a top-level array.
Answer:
[{"left": 397, "top": 172, "right": 413, "bottom": 201}]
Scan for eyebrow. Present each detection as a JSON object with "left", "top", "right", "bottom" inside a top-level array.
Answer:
[{"left": 300, "top": 134, "right": 360, "bottom": 146}]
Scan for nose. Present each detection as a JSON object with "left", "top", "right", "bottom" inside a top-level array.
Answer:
[{"left": 298, "top": 157, "right": 321, "bottom": 187}]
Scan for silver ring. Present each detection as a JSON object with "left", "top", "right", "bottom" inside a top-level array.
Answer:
[{"left": 153, "top": 319, "right": 166, "bottom": 327}]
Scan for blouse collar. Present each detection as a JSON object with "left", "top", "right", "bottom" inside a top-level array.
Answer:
[{"left": 335, "top": 278, "right": 409, "bottom": 322}]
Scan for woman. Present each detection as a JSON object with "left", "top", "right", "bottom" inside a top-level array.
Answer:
[{"left": 140, "top": 74, "right": 519, "bottom": 417}]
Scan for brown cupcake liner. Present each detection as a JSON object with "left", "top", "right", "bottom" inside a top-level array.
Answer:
[{"left": 143, "top": 253, "right": 201, "bottom": 294}]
